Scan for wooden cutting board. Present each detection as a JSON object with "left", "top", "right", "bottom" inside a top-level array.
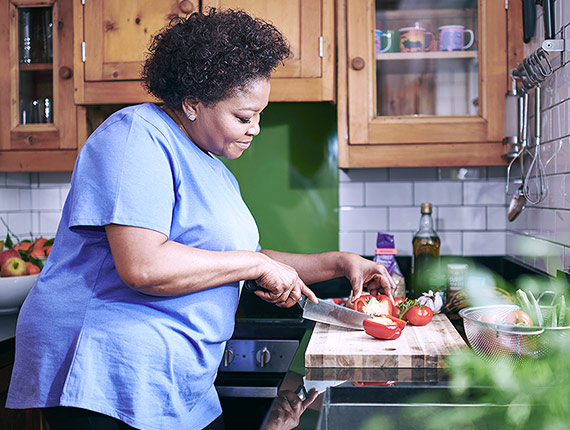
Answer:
[{"left": 305, "top": 314, "right": 466, "bottom": 368}]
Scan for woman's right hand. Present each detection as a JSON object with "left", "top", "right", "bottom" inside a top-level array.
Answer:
[{"left": 254, "top": 257, "right": 318, "bottom": 308}]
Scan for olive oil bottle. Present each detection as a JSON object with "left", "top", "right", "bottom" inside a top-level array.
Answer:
[{"left": 411, "top": 203, "right": 441, "bottom": 298}]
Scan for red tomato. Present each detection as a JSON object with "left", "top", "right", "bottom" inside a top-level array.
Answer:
[
  {"left": 392, "top": 297, "right": 405, "bottom": 316},
  {"left": 404, "top": 305, "right": 433, "bottom": 326},
  {"left": 363, "top": 316, "right": 402, "bottom": 340},
  {"left": 504, "top": 310, "right": 533, "bottom": 326}
]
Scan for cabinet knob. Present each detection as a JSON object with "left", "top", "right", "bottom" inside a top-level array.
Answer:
[
  {"left": 179, "top": 1, "right": 195, "bottom": 14},
  {"left": 59, "top": 66, "right": 73, "bottom": 80},
  {"left": 351, "top": 57, "right": 365, "bottom": 71}
]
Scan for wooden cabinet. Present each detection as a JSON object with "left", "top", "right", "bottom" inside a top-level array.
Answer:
[
  {"left": 337, "top": 0, "right": 510, "bottom": 168},
  {"left": 202, "top": 0, "right": 334, "bottom": 101},
  {"left": 0, "top": 0, "right": 79, "bottom": 172},
  {"left": 73, "top": 0, "right": 334, "bottom": 104}
]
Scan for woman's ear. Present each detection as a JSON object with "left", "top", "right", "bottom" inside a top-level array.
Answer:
[{"left": 181, "top": 99, "right": 198, "bottom": 121}]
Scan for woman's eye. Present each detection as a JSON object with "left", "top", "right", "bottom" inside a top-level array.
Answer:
[{"left": 237, "top": 117, "right": 251, "bottom": 124}]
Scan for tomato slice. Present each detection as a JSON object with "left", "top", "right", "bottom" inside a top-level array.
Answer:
[{"left": 363, "top": 316, "right": 403, "bottom": 340}]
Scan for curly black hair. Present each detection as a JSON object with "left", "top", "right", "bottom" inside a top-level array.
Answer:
[{"left": 142, "top": 8, "right": 291, "bottom": 108}]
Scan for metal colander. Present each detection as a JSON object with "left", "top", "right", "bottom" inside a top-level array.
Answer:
[{"left": 459, "top": 304, "right": 570, "bottom": 364}]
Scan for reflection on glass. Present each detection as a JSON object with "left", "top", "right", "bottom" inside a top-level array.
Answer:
[
  {"left": 18, "top": 7, "right": 54, "bottom": 125},
  {"left": 375, "top": 0, "right": 479, "bottom": 117}
]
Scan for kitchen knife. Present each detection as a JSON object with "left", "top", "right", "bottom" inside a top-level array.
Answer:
[{"left": 245, "top": 280, "right": 367, "bottom": 330}]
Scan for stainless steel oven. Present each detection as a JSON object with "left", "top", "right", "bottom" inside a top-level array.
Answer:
[{"left": 214, "top": 287, "right": 310, "bottom": 430}]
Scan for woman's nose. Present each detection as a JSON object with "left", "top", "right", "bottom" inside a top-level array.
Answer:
[{"left": 247, "top": 117, "right": 261, "bottom": 136}]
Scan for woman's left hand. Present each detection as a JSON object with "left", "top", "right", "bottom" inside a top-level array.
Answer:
[{"left": 340, "top": 253, "right": 397, "bottom": 304}]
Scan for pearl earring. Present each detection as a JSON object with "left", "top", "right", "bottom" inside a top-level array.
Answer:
[{"left": 188, "top": 113, "right": 196, "bottom": 121}]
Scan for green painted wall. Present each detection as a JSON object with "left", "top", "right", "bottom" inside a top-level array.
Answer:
[{"left": 222, "top": 102, "right": 339, "bottom": 254}]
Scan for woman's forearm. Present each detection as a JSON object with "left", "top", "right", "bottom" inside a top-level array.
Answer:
[
  {"left": 259, "top": 249, "right": 350, "bottom": 285},
  {"left": 106, "top": 224, "right": 266, "bottom": 296}
]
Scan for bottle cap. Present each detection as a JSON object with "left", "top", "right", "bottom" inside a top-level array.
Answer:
[{"left": 420, "top": 203, "right": 432, "bottom": 214}]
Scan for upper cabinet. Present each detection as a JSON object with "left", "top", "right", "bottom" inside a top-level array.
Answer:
[
  {"left": 202, "top": 0, "right": 334, "bottom": 101},
  {"left": 0, "top": 0, "right": 78, "bottom": 171},
  {"left": 74, "top": 0, "right": 334, "bottom": 104},
  {"left": 337, "top": 0, "right": 509, "bottom": 168}
]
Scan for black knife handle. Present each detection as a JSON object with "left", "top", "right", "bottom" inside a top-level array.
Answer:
[
  {"left": 245, "top": 279, "right": 306, "bottom": 308},
  {"left": 542, "top": 0, "right": 555, "bottom": 40},
  {"left": 522, "top": 0, "right": 536, "bottom": 43}
]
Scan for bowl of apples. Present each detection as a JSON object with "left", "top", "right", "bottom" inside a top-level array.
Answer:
[{"left": 0, "top": 237, "right": 50, "bottom": 314}]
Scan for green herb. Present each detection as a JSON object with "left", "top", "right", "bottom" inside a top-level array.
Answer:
[{"left": 397, "top": 298, "right": 417, "bottom": 320}]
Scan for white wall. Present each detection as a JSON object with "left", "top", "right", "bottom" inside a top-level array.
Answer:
[
  {"left": 338, "top": 167, "right": 508, "bottom": 257},
  {"left": 0, "top": 173, "right": 70, "bottom": 240},
  {"left": 505, "top": 0, "right": 570, "bottom": 276}
]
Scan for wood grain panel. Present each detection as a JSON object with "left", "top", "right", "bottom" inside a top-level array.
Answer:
[{"left": 305, "top": 314, "right": 466, "bottom": 369}]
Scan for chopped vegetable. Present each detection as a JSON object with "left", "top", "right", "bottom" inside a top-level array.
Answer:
[
  {"left": 353, "top": 295, "right": 392, "bottom": 317},
  {"left": 363, "top": 315, "right": 403, "bottom": 340},
  {"left": 526, "top": 290, "right": 543, "bottom": 326}
]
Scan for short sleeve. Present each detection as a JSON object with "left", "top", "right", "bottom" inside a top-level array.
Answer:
[{"left": 68, "top": 109, "right": 176, "bottom": 237}]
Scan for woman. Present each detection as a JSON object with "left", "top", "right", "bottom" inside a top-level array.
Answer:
[{"left": 7, "top": 9, "right": 396, "bottom": 430}]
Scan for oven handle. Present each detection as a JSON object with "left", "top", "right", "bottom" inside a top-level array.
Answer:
[{"left": 216, "top": 386, "right": 278, "bottom": 398}]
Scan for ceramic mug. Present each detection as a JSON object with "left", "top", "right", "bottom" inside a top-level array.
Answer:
[
  {"left": 399, "top": 26, "right": 435, "bottom": 52},
  {"left": 375, "top": 29, "right": 394, "bottom": 53},
  {"left": 439, "top": 25, "right": 474, "bottom": 51}
]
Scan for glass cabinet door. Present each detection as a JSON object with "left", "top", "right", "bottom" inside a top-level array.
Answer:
[
  {"left": 18, "top": 6, "right": 54, "bottom": 125},
  {"left": 6, "top": 0, "right": 76, "bottom": 154},
  {"left": 345, "top": 0, "right": 505, "bottom": 147},
  {"left": 375, "top": 0, "right": 478, "bottom": 117}
]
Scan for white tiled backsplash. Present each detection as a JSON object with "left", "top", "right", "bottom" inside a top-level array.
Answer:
[
  {"left": 0, "top": 173, "right": 71, "bottom": 240},
  {"left": 339, "top": 167, "right": 508, "bottom": 258},
  {"left": 504, "top": 0, "right": 570, "bottom": 276}
]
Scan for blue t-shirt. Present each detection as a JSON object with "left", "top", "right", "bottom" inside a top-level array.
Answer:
[{"left": 6, "top": 104, "right": 260, "bottom": 430}]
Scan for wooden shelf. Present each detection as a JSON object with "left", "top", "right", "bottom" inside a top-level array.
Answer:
[
  {"left": 19, "top": 63, "right": 53, "bottom": 71},
  {"left": 376, "top": 51, "right": 478, "bottom": 61},
  {"left": 379, "top": 8, "right": 477, "bottom": 20}
]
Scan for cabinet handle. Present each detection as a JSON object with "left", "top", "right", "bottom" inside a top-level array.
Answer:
[
  {"left": 59, "top": 66, "right": 73, "bottom": 80},
  {"left": 351, "top": 57, "right": 365, "bottom": 71},
  {"left": 179, "top": 1, "right": 195, "bottom": 14}
]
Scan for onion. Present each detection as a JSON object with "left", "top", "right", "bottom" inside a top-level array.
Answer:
[{"left": 417, "top": 290, "right": 444, "bottom": 314}]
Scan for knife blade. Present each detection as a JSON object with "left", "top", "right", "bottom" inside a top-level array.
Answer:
[
  {"left": 245, "top": 280, "right": 367, "bottom": 330},
  {"left": 297, "top": 295, "right": 367, "bottom": 330}
]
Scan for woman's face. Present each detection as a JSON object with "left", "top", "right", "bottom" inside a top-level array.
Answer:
[{"left": 185, "top": 78, "right": 270, "bottom": 159}]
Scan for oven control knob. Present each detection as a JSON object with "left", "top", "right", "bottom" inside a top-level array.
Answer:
[
  {"left": 222, "top": 348, "right": 235, "bottom": 367},
  {"left": 256, "top": 347, "right": 271, "bottom": 368}
]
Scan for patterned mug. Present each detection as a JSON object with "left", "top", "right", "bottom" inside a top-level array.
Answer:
[
  {"left": 439, "top": 25, "right": 474, "bottom": 51},
  {"left": 399, "top": 26, "right": 435, "bottom": 52}
]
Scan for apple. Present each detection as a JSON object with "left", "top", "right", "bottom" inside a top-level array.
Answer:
[
  {"left": 0, "top": 249, "right": 21, "bottom": 268},
  {"left": 25, "top": 261, "right": 41, "bottom": 275},
  {"left": 1, "top": 257, "right": 28, "bottom": 277}
]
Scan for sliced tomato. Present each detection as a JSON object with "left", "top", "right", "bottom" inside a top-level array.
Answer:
[
  {"left": 404, "top": 305, "right": 433, "bottom": 326},
  {"left": 363, "top": 316, "right": 402, "bottom": 340}
]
